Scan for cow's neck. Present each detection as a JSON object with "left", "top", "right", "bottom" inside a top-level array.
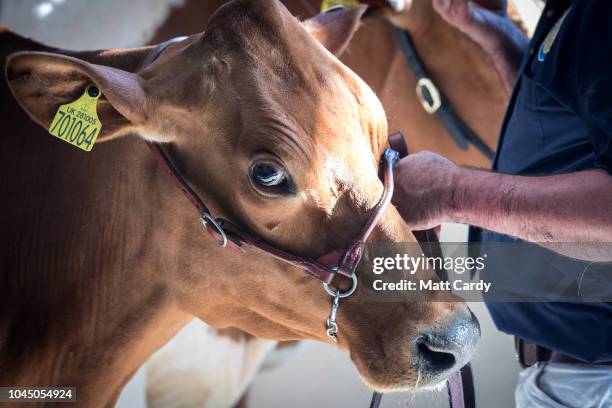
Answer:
[
  {"left": 0, "top": 141, "right": 196, "bottom": 404},
  {"left": 0, "top": 32, "right": 204, "bottom": 405}
]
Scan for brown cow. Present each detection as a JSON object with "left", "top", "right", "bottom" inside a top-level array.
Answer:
[{"left": 0, "top": 1, "right": 479, "bottom": 405}]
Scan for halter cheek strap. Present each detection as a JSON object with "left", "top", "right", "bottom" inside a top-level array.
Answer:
[{"left": 147, "top": 140, "right": 400, "bottom": 284}]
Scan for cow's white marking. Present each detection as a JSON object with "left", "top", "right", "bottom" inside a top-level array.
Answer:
[{"left": 146, "top": 320, "right": 278, "bottom": 408}]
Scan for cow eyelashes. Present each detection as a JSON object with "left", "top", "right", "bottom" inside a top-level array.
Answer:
[{"left": 249, "top": 159, "right": 294, "bottom": 195}]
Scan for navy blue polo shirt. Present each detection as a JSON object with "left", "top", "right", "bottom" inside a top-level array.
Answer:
[{"left": 475, "top": 0, "right": 612, "bottom": 363}]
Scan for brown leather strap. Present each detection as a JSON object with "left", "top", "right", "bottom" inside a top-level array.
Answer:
[
  {"left": 327, "top": 148, "right": 399, "bottom": 278},
  {"left": 515, "top": 337, "right": 552, "bottom": 368},
  {"left": 371, "top": 370, "right": 474, "bottom": 408},
  {"left": 391, "top": 27, "right": 495, "bottom": 160},
  {"left": 551, "top": 352, "right": 612, "bottom": 366},
  {"left": 450, "top": 365, "right": 476, "bottom": 408},
  {"left": 388, "top": 131, "right": 408, "bottom": 159},
  {"left": 141, "top": 36, "right": 187, "bottom": 69},
  {"left": 369, "top": 392, "right": 383, "bottom": 408},
  {"left": 147, "top": 142, "right": 213, "bottom": 220}
]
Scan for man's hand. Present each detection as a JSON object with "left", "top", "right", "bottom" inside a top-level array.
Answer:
[
  {"left": 433, "top": 0, "right": 508, "bottom": 27},
  {"left": 432, "top": 0, "right": 508, "bottom": 51},
  {"left": 431, "top": 0, "right": 528, "bottom": 92},
  {"left": 391, "top": 151, "right": 458, "bottom": 230}
]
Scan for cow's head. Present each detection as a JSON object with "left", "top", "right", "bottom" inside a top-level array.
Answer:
[{"left": 5, "top": 0, "right": 478, "bottom": 390}]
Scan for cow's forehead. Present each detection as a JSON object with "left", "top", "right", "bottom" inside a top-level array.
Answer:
[
  {"left": 204, "top": 0, "right": 302, "bottom": 52},
  {"left": 204, "top": 0, "right": 332, "bottom": 86},
  {"left": 194, "top": 0, "right": 386, "bottom": 157}
]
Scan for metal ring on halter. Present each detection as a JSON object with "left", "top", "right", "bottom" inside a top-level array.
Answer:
[
  {"left": 323, "top": 273, "right": 358, "bottom": 298},
  {"left": 416, "top": 77, "right": 442, "bottom": 114},
  {"left": 201, "top": 213, "right": 228, "bottom": 247}
]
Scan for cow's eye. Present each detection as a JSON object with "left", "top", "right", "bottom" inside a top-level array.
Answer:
[{"left": 250, "top": 161, "right": 289, "bottom": 189}]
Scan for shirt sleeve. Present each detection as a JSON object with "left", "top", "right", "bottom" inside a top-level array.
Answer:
[
  {"left": 581, "top": 75, "right": 612, "bottom": 173},
  {"left": 566, "top": 1, "right": 612, "bottom": 174}
]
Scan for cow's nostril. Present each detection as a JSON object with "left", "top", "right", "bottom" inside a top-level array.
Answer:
[
  {"left": 414, "top": 336, "right": 456, "bottom": 372},
  {"left": 413, "top": 310, "right": 480, "bottom": 379}
]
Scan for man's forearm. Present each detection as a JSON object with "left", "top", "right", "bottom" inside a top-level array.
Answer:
[{"left": 449, "top": 168, "right": 612, "bottom": 260}]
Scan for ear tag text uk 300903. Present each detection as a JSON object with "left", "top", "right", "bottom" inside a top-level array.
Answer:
[{"left": 48, "top": 86, "right": 102, "bottom": 152}]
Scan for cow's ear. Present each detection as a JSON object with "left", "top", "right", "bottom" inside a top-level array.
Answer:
[
  {"left": 5, "top": 51, "right": 154, "bottom": 143},
  {"left": 302, "top": 5, "right": 366, "bottom": 56}
]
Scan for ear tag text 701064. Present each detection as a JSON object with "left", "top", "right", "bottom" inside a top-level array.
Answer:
[{"left": 48, "top": 85, "right": 102, "bottom": 152}]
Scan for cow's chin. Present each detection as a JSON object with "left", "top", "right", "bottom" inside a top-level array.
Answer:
[
  {"left": 359, "top": 372, "right": 448, "bottom": 393},
  {"left": 350, "top": 351, "right": 449, "bottom": 393},
  {"left": 358, "top": 370, "right": 450, "bottom": 393}
]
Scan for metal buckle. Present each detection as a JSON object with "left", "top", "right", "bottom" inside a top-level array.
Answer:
[
  {"left": 323, "top": 272, "right": 358, "bottom": 298},
  {"left": 323, "top": 273, "right": 358, "bottom": 343},
  {"left": 416, "top": 77, "right": 442, "bottom": 114},
  {"left": 201, "top": 213, "right": 228, "bottom": 248}
]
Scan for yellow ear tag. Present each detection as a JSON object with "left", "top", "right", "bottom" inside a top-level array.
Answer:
[
  {"left": 320, "top": 0, "right": 359, "bottom": 12},
  {"left": 48, "top": 85, "right": 102, "bottom": 152}
]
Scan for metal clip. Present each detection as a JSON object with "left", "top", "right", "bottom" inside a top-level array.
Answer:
[
  {"left": 323, "top": 273, "right": 358, "bottom": 342},
  {"left": 326, "top": 293, "right": 340, "bottom": 342}
]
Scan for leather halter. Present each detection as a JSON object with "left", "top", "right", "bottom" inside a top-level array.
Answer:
[{"left": 142, "top": 37, "right": 400, "bottom": 285}]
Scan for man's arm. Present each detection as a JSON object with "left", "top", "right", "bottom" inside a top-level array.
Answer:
[
  {"left": 392, "top": 152, "right": 612, "bottom": 261},
  {"left": 432, "top": 0, "right": 529, "bottom": 92}
]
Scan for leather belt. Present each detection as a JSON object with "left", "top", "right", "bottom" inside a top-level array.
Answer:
[{"left": 515, "top": 337, "right": 612, "bottom": 367}]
